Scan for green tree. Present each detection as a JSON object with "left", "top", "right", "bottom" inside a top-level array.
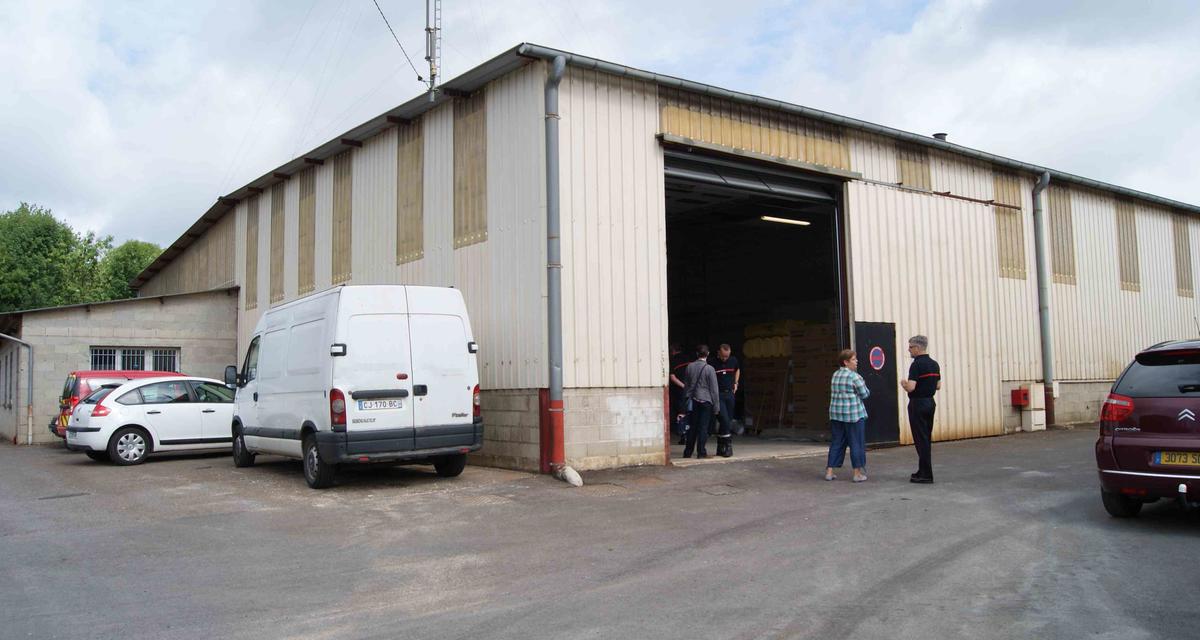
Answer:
[
  {"left": 0, "top": 203, "right": 79, "bottom": 312},
  {"left": 98, "top": 240, "right": 161, "bottom": 300}
]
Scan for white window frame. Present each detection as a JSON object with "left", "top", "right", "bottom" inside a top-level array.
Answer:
[{"left": 90, "top": 347, "right": 182, "bottom": 372}]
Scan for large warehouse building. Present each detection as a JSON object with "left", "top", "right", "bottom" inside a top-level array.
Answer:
[{"left": 9, "top": 43, "right": 1197, "bottom": 470}]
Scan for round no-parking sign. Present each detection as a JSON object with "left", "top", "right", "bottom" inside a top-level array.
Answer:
[{"left": 869, "top": 346, "right": 886, "bottom": 371}]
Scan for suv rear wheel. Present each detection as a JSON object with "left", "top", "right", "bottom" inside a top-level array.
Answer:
[
  {"left": 1101, "top": 489, "right": 1143, "bottom": 518},
  {"left": 434, "top": 454, "right": 467, "bottom": 478},
  {"left": 303, "top": 435, "right": 336, "bottom": 489}
]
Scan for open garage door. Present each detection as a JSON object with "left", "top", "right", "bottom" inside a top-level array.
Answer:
[{"left": 664, "top": 146, "right": 850, "bottom": 442}]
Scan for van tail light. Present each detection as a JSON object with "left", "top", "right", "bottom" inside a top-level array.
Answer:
[
  {"left": 472, "top": 385, "right": 481, "bottom": 419},
  {"left": 1099, "top": 393, "right": 1134, "bottom": 433},
  {"left": 91, "top": 403, "right": 111, "bottom": 417},
  {"left": 330, "top": 388, "right": 347, "bottom": 432}
]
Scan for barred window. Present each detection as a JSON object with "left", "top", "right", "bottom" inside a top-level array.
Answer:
[
  {"left": 91, "top": 347, "right": 180, "bottom": 372},
  {"left": 153, "top": 349, "right": 180, "bottom": 372},
  {"left": 91, "top": 348, "right": 117, "bottom": 370},
  {"left": 121, "top": 349, "right": 145, "bottom": 371}
]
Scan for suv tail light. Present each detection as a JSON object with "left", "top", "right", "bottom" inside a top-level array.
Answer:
[
  {"left": 330, "top": 388, "right": 347, "bottom": 431},
  {"left": 91, "top": 403, "right": 111, "bottom": 417},
  {"left": 473, "top": 385, "right": 481, "bottom": 419},
  {"left": 1099, "top": 393, "right": 1134, "bottom": 432}
]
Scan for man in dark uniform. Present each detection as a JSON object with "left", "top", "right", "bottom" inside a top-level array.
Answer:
[
  {"left": 669, "top": 344, "right": 691, "bottom": 445},
  {"left": 901, "top": 335, "right": 941, "bottom": 483},
  {"left": 711, "top": 344, "right": 740, "bottom": 458}
]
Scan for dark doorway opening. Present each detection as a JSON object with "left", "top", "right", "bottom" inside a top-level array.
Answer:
[{"left": 664, "top": 148, "right": 849, "bottom": 443}]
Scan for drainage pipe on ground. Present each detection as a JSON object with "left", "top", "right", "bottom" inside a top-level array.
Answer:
[
  {"left": 1031, "top": 171, "right": 1055, "bottom": 425},
  {"left": 0, "top": 332, "right": 34, "bottom": 446},
  {"left": 544, "top": 55, "right": 567, "bottom": 474}
]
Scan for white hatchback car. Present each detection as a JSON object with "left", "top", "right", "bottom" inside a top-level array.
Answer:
[{"left": 65, "top": 376, "right": 236, "bottom": 465}]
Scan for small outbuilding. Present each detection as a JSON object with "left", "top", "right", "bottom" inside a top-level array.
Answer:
[{"left": 0, "top": 289, "right": 238, "bottom": 445}]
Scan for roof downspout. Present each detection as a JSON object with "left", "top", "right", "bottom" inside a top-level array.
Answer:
[
  {"left": 1032, "top": 171, "right": 1055, "bottom": 425},
  {"left": 543, "top": 55, "right": 577, "bottom": 483},
  {"left": 0, "top": 333, "right": 34, "bottom": 446}
]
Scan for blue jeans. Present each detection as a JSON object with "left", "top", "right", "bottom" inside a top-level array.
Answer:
[{"left": 827, "top": 418, "right": 866, "bottom": 469}]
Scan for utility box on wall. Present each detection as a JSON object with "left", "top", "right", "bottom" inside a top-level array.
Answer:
[{"left": 1020, "top": 383, "right": 1046, "bottom": 432}]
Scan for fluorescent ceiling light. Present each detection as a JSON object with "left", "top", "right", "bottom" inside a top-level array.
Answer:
[{"left": 760, "top": 215, "right": 811, "bottom": 226}]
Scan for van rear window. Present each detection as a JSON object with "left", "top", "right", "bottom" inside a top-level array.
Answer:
[{"left": 1116, "top": 351, "right": 1200, "bottom": 397}]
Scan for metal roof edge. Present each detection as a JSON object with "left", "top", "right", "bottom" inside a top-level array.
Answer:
[
  {"left": 136, "top": 42, "right": 1200, "bottom": 290},
  {"left": 516, "top": 43, "right": 1200, "bottom": 216},
  {"left": 0, "top": 286, "right": 239, "bottom": 322}
]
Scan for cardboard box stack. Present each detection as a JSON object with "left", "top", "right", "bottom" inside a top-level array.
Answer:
[{"left": 742, "top": 320, "right": 839, "bottom": 431}]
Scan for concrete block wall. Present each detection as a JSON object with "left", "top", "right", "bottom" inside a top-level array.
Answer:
[
  {"left": 6, "top": 290, "right": 238, "bottom": 445},
  {"left": 1001, "top": 380, "right": 1111, "bottom": 433},
  {"left": 470, "top": 389, "right": 540, "bottom": 472},
  {"left": 564, "top": 387, "right": 666, "bottom": 471},
  {"left": 1054, "top": 381, "right": 1111, "bottom": 425}
]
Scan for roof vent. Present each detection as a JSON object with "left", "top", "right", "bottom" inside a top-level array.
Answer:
[{"left": 932, "top": 132, "right": 948, "bottom": 141}]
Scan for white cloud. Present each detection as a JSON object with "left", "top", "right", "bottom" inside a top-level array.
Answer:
[{"left": 1, "top": 0, "right": 1197, "bottom": 248}]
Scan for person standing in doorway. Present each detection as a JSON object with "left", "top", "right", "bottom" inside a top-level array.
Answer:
[
  {"left": 712, "top": 344, "right": 740, "bottom": 458},
  {"left": 669, "top": 344, "right": 691, "bottom": 445},
  {"left": 825, "top": 349, "right": 870, "bottom": 482},
  {"left": 901, "top": 335, "right": 941, "bottom": 483},
  {"left": 682, "top": 345, "right": 720, "bottom": 459}
]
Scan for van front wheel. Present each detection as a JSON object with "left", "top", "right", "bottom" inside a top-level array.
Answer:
[
  {"left": 303, "top": 436, "right": 336, "bottom": 489},
  {"left": 232, "top": 429, "right": 255, "bottom": 468},
  {"left": 434, "top": 454, "right": 467, "bottom": 478}
]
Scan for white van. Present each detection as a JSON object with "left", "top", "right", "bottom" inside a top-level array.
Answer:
[{"left": 224, "top": 285, "right": 482, "bottom": 488}]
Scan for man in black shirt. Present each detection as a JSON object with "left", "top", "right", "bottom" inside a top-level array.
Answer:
[
  {"left": 711, "top": 344, "right": 740, "bottom": 458},
  {"left": 901, "top": 334, "right": 941, "bottom": 483},
  {"left": 669, "top": 344, "right": 691, "bottom": 445}
]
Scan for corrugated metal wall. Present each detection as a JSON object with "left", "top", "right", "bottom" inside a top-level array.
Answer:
[
  {"left": 559, "top": 67, "right": 668, "bottom": 389},
  {"left": 396, "top": 122, "right": 424, "bottom": 264},
  {"left": 224, "top": 63, "right": 548, "bottom": 390},
  {"left": 1052, "top": 190, "right": 1200, "bottom": 381},
  {"left": 847, "top": 181, "right": 1004, "bottom": 442},
  {"left": 269, "top": 183, "right": 285, "bottom": 303},
  {"left": 137, "top": 212, "right": 235, "bottom": 297}
]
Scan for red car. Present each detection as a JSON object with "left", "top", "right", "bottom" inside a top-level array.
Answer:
[
  {"left": 53, "top": 370, "right": 185, "bottom": 438},
  {"left": 1096, "top": 340, "right": 1200, "bottom": 517}
]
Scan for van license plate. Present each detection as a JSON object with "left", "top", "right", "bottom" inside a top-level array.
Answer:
[
  {"left": 358, "top": 399, "right": 403, "bottom": 411},
  {"left": 1156, "top": 451, "right": 1200, "bottom": 466}
]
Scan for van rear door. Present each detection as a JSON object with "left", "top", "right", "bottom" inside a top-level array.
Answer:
[
  {"left": 410, "top": 313, "right": 476, "bottom": 450},
  {"left": 337, "top": 312, "right": 416, "bottom": 452}
]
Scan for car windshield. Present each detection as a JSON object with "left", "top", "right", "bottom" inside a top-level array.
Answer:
[
  {"left": 1115, "top": 350, "right": 1200, "bottom": 397},
  {"left": 83, "top": 385, "right": 121, "bottom": 404}
]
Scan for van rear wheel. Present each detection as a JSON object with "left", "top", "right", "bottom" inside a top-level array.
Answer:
[
  {"left": 1101, "top": 489, "right": 1143, "bottom": 518},
  {"left": 303, "top": 435, "right": 336, "bottom": 489},
  {"left": 434, "top": 454, "right": 467, "bottom": 478}
]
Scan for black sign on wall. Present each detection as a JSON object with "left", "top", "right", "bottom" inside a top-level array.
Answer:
[{"left": 854, "top": 321, "right": 899, "bottom": 444}]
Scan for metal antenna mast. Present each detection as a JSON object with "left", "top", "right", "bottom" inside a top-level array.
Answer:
[{"left": 425, "top": 0, "right": 442, "bottom": 101}]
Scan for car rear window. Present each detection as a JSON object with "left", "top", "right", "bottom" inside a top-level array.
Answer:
[
  {"left": 1115, "top": 350, "right": 1200, "bottom": 398},
  {"left": 82, "top": 385, "right": 121, "bottom": 404}
]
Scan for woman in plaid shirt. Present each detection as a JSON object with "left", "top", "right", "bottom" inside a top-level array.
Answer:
[{"left": 825, "top": 349, "right": 871, "bottom": 482}]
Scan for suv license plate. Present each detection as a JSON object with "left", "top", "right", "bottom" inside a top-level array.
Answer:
[
  {"left": 358, "top": 399, "right": 403, "bottom": 411},
  {"left": 1155, "top": 451, "right": 1200, "bottom": 466}
]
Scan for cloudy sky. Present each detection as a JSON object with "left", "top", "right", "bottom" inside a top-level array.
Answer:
[{"left": 2, "top": 0, "right": 1198, "bottom": 247}]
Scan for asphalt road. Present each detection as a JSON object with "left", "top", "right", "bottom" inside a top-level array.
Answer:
[{"left": 1, "top": 428, "right": 1196, "bottom": 640}]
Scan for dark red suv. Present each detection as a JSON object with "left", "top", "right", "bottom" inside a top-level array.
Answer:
[{"left": 1096, "top": 340, "right": 1200, "bottom": 517}]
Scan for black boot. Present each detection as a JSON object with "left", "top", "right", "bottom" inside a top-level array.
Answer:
[{"left": 722, "top": 439, "right": 733, "bottom": 458}]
